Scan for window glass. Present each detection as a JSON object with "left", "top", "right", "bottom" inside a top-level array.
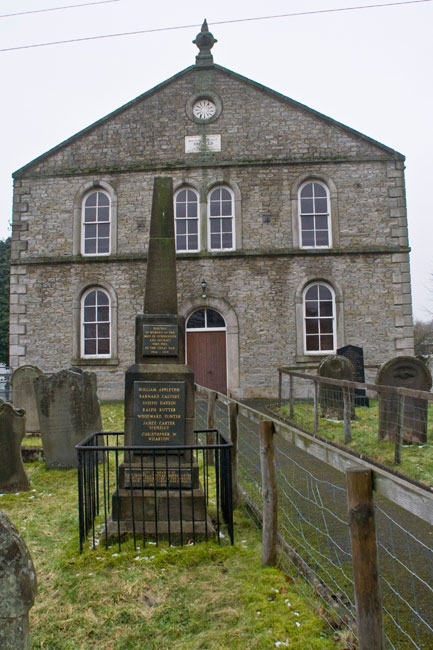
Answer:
[
  {"left": 175, "top": 188, "right": 199, "bottom": 252},
  {"left": 83, "top": 191, "right": 111, "bottom": 256},
  {"left": 82, "top": 289, "right": 111, "bottom": 357},
  {"left": 304, "top": 283, "right": 335, "bottom": 353},
  {"left": 208, "top": 187, "right": 234, "bottom": 251},
  {"left": 299, "top": 182, "right": 331, "bottom": 249},
  {"left": 187, "top": 308, "right": 226, "bottom": 330}
]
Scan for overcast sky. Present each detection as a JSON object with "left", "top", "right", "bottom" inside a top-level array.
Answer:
[{"left": 1, "top": 0, "right": 432, "bottom": 319}]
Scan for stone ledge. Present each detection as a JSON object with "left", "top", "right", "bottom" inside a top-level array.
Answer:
[
  {"left": 12, "top": 245, "right": 411, "bottom": 266},
  {"left": 70, "top": 358, "right": 120, "bottom": 367}
]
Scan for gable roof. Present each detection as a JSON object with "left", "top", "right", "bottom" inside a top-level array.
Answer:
[{"left": 13, "top": 63, "right": 404, "bottom": 177}]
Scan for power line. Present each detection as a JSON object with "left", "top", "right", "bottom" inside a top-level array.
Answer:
[
  {"left": 0, "top": 0, "right": 431, "bottom": 53},
  {"left": 0, "top": 0, "right": 120, "bottom": 20}
]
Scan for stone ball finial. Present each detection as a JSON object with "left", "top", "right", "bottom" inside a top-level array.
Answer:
[{"left": 193, "top": 19, "right": 217, "bottom": 66}]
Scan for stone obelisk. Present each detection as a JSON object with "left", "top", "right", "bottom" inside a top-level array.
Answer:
[{"left": 108, "top": 176, "right": 207, "bottom": 539}]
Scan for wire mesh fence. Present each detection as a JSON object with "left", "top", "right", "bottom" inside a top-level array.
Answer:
[
  {"left": 196, "top": 385, "right": 433, "bottom": 649},
  {"left": 276, "top": 369, "right": 433, "bottom": 485}
]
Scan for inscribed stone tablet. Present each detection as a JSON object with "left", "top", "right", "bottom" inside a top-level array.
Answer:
[
  {"left": 133, "top": 381, "right": 185, "bottom": 447},
  {"left": 142, "top": 325, "right": 178, "bottom": 356},
  {"left": 124, "top": 467, "right": 192, "bottom": 489}
]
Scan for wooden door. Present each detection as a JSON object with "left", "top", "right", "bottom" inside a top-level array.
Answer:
[{"left": 187, "top": 330, "right": 227, "bottom": 394}]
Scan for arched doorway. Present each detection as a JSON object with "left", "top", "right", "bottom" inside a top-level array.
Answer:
[{"left": 186, "top": 308, "right": 227, "bottom": 394}]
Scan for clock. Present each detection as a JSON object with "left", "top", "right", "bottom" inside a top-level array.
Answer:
[
  {"left": 192, "top": 99, "right": 217, "bottom": 120},
  {"left": 186, "top": 92, "right": 222, "bottom": 124}
]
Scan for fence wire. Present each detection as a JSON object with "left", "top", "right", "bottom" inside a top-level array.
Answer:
[
  {"left": 278, "top": 372, "right": 433, "bottom": 483},
  {"left": 375, "top": 504, "right": 433, "bottom": 649},
  {"left": 196, "top": 388, "right": 433, "bottom": 649}
]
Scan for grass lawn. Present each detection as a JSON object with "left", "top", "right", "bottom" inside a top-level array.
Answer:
[
  {"left": 0, "top": 402, "right": 351, "bottom": 650},
  {"left": 276, "top": 400, "right": 433, "bottom": 487}
]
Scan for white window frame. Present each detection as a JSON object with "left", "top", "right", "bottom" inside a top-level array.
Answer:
[
  {"left": 186, "top": 308, "right": 226, "bottom": 332},
  {"left": 81, "top": 288, "right": 111, "bottom": 358},
  {"left": 207, "top": 186, "right": 235, "bottom": 252},
  {"left": 81, "top": 190, "right": 111, "bottom": 256},
  {"left": 298, "top": 181, "right": 331, "bottom": 249},
  {"left": 174, "top": 187, "right": 200, "bottom": 253},
  {"left": 303, "top": 282, "right": 336, "bottom": 354}
]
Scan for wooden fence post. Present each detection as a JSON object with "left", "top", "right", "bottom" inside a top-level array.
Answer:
[
  {"left": 313, "top": 381, "right": 319, "bottom": 434},
  {"left": 394, "top": 395, "right": 405, "bottom": 465},
  {"left": 346, "top": 468, "right": 384, "bottom": 650},
  {"left": 207, "top": 391, "right": 216, "bottom": 465},
  {"left": 229, "top": 402, "right": 239, "bottom": 508},
  {"left": 260, "top": 420, "right": 277, "bottom": 567},
  {"left": 289, "top": 374, "right": 295, "bottom": 419},
  {"left": 343, "top": 387, "right": 352, "bottom": 444}
]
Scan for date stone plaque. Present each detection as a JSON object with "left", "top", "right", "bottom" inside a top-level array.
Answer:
[
  {"left": 133, "top": 381, "right": 185, "bottom": 447},
  {"left": 142, "top": 325, "right": 178, "bottom": 356}
]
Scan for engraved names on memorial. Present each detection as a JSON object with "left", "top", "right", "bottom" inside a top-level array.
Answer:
[
  {"left": 133, "top": 381, "right": 185, "bottom": 446},
  {"left": 142, "top": 325, "right": 178, "bottom": 356},
  {"left": 124, "top": 467, "right": 193, "bottom": 489}
]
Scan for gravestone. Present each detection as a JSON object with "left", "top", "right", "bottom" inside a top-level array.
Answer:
[
  {"left": 11, "top": 365, "right": 42, "bottom": 433},
  {"left": 0, "top": 403, "right": 29, "bottom": 492},
  {"left": 376, "top": 356, "right": 432, "bottom": 443},
  {"left": 34, "top": 369, "right": 102, "bottom": 467},
  {"left": 106, "top": 176, "right": 209, "bottom": 539},
  {"left": 0, "top": 511, "right": 37, "bottom": 650},
  {"left": 318, "top": 355, "right": 355, "bottom": 421},
  {"left": 337, "top": 345, "right": 369, "bottom": 407}
]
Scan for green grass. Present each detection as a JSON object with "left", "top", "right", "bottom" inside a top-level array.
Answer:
[
  {"left": 276, "top": 400, "right": 433, "bottom": 486},
  {"left": 0, "top": 402, "right": 351, "bottom": 650}
]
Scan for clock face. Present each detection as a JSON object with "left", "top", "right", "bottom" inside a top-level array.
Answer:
[{"left": 192, "top": 99, "right": 216, "bottom": 120}]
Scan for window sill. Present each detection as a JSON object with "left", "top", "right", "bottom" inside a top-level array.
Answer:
[{"left": 71, "top": 358, "right": 119, "bottom": 367}]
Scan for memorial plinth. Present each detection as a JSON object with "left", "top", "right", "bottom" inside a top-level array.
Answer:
[{"left": 106, "top": 176, "right": 211, "bottom": 540}]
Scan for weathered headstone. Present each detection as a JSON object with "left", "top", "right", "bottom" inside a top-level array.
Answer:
[
  {"left": 0, "top": 403, "right": 29, "bottom": 492},
  {"left": 11, "top": 365, "right": 42, "bottom": 433},
  {"left": 107, "top": 176, "right": 209, "bottom": 539},
  {"left": 34, "top": 369, "right": 102, "bottom": 467},
  {"left": 337, "top": 344, "right": 369, "bottom": 407},
  {"left": 376, "top": 356, "right": 432, "bottom": 443},
  {"left": 0, "top": 511, "right": 37, "bottom": 650},
  {"left": 318, "top": 355, "right": 355, "bottom": 421}
]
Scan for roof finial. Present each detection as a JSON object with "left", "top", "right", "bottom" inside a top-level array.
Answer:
[{"left": 193, "top": 19, "right": 217, "bottom": 67}]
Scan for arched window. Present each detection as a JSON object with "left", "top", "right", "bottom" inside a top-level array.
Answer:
[
  {"left": 186, "top": 308, "right": 226, "bottom": 330},
  {"left": 81, "top": 288, "right": 111, "bottom": 357},
  {"left": 208, "top": 187, "right": 235, "bottom": 251},
  {"left": 303, "top": 283, "right": 335, "bottom": 353},
  {"left": 82, "top": 190, "right": 111, "bottom": 255},
  {"left": 175, "top": 188, "right": 199, "bottom": 252},
  {"left": 299, "top": 182, "right": 331, "bottom": 248}
]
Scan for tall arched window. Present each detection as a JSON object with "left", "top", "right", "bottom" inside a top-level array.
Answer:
[
  {"left": 82, "top": 190, "right": 111, "bottom": 255},
  {"left": 299, "top": 182, "right": 331, "bottom": 248},
  {"left": 175, "top": 188, "right": 199, "bottom": 252},
  {"left": 208, "top": 186, "right": 235, "bottom": 251},
  {"left": 81, "top": 288, "right": 111, "bottom": 357},
  {"left": 303, "top": 283, "right": 335, "bottom": 353}
]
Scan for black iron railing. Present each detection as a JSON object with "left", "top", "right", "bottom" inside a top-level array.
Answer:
[{"left": 76, "top": 429, "right": 233, "bottom": 552}]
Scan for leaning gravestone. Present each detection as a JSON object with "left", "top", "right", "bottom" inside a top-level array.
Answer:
[
  {"left": 106, "top": 176, "right": 209, "bottom": 540},
  {"left": 0, "top": 511, "right": 37, "bottom": 650},
  {"left": 376, "top": 356, "right": 432, "bottom": 444},
  {"left": 318, "top": 355, "right": 355, "bottom": 421},
  {"left": 0, "top": 403, "right": 29, "bottom": 493},
  {"left": 337, "top": 345, "right": 369, "bottom": 407},
  {"left": 34, "top": 369, "right": 102, "bottom": 468},
  {"left": 11, "top": 365, "right": 42, "bottom": 433}
]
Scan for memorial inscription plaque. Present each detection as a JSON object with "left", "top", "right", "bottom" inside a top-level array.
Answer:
[
  {"left": 124, "top": 467, "right": 193, "bottom": 489},
  {"left": 133, "top": 381, "right": 185, "bottom": 447},
  {"left": 142, "top": 324, "right": 178, "bottom": 356}
]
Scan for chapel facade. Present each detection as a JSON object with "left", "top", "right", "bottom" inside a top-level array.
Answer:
[{"left": 9, "top": 22, "right": 414, "bottom": 399}]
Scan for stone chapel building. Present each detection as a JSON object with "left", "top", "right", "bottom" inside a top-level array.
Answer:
[{"left": 9, "top": 22, "right": 414, "bottom": 400}]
